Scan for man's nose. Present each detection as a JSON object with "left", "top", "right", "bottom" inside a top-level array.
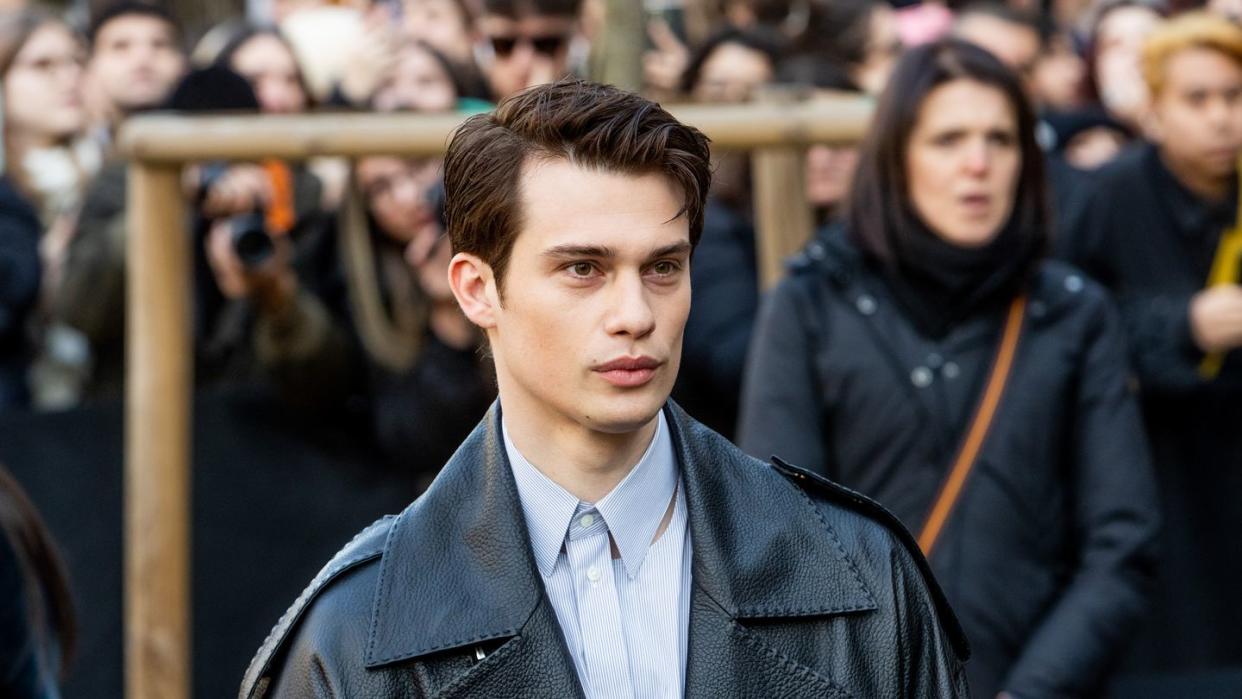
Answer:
[{"left": 603, "top": 273, "right": 656, "bottom": 339}]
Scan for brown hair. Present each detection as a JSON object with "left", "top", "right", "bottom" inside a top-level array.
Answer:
[
  {"left": 0, "top": 462, "right": 76, "bottom": 679},
  {"left": 1142, "top": 11, "right": 1242, "bottom": 97},
  {"left": 443, "top": 78, "right": 712, "bottom": 293}
]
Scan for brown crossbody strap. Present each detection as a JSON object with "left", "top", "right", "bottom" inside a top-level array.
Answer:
[{"left": 918, "top": 294, "right": 1029, "bottom": 557}]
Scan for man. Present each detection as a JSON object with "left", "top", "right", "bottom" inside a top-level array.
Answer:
[
  {"left": 475, "top": 0, "right": 581, "bottom": 99},
  {"left": 84, "top": 1, "right": 186, "bottom": 136},
  {"left": 239, "top": 80, "right": 969, "bottom": 698},
  {"left": 1059, "top": 12, "right": 1242, "bottom": 671}
]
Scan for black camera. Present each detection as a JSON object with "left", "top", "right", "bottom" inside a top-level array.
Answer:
[
  {"left": 198, "top": 163, "right": 275, "bottom": 269},
  {"left": 227, "top": 210, "right": 275, "bottom": 268}
]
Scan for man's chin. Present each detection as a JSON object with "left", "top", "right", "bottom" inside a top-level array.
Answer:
[{"left": 580, "top": 392, "right": 668, "bottom": 436}]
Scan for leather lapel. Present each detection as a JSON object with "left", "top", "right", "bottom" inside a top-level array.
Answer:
[
  {"left": 363, "top": 404, "right": 585, "bottom": 698},
  {"left": 665, "top": 402, "right": 876, "bottom": 697}
]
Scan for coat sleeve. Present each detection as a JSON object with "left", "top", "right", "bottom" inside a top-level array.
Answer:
[
  {"left": 1001, "top": 292, "right": 1160, "bottom": 696},
  {"left": 1057, "top": 190, "right": 1206, "bottom": 393},
  {"left": 0, "top": 181, "right": 42, "bottom": 341},
  {"left": 736, "top": 275, "right": 831, "bottom": 475}
]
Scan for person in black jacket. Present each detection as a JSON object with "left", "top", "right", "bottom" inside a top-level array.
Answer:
[
  {"left": 240, "top": 79, "right": 970, "bottom": 699},
  {"left": 740, "top": 40, "right": 1159, "bottom": 698},
  {"left": 1058, "top": 12, "right": 1242, "bottom": 671},
  {"left": 0, "top": 179, "right": 40, "bottom": 411}
]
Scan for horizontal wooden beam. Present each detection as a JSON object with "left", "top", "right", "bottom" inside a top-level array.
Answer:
[{"left": 116, "top": 97, "right": 874, "bottom": 163}]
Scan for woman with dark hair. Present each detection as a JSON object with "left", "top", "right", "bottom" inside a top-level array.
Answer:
[
  {"left": 739, "top": 40, "right": 1159, "bottom": 697},
  {"left": 0, "top": 463, "right": 75, "bottom": 698},
  {"left": 214, "top": 27, "right": 314, "bottom": 115}
]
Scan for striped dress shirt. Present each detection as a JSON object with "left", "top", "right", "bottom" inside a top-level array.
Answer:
[{"left": 504, "top": 411, "right": 692, "bottom": 699}]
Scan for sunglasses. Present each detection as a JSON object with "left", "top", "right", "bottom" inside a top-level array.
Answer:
[{"left": 488, "top": 33, "right": 570, "bottom": 58}]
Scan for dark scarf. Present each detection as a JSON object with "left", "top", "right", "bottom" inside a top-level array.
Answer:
[{"left": 878, "top": 216, "right": 1041, "bottom": 340}]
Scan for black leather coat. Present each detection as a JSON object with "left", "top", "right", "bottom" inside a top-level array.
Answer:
[{"left": 240, "top": 402, "right": 971, "bottom": 698}]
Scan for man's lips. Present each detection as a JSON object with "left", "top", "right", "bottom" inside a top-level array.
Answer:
[{"left": 593, "top": 356, "right": 662, "bottom": 388}]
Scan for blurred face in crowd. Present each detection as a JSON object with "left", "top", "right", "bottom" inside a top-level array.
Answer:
[
  {"left": 372, "top": 43, "right": 458, "bottom": 112},
  {"left": 806, "top": 144, "right": 859, "bottom": 210},
  {"left": 403, "top": 0, "right": 474, "bottom": 63},
  {"left": 1094, "top": 6, "right": 1162, "bottom": 124},
  {"left": 954, "top": 14, "right": 1041, "bottom": 94},
  {"left": 1150, "top": 47, "right": 1242, "bottom": 191},
  {"left": 854, "top": 4, "right": 901, "bottom": 96},
  {"left": 476, "top": 11, "right": 576, "bottom": 99},
  {"left": 86, "top": 15, "right": 185, "bottom": 119},
  {"left": 1032, "top": 34, "right": 1086, "bottom": 110},
  {"left": 4, "top": 22, "right": 85, "bottom": 143},
  {"left": 356, "top": 155, "right": 441, "bottom": 245},
  {"left": 456, "top": 160, "right": 692, "bottom": 435},
  {"left": 229, "top": 34, "right": 308, "bottom": 114},
  {"left": 691, "top": 41, "right": 773, "bottom": 103},
  {"left": 906, "top": 79, "right": 1021, "bottom": 246}
]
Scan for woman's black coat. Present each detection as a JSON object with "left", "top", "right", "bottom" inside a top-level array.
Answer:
[{"left": 738, "top": 228, "right": 1159, "bottom": 698}]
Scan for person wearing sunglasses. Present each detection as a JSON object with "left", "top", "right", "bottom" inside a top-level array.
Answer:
[{"left": 474, "top": 0, "right": 582, "bottom": 99}]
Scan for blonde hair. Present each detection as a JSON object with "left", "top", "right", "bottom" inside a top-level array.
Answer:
[{"left": 1142, "top": 11, "right": 1242, "bottom": 96}]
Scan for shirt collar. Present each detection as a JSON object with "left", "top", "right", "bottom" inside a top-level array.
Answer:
[{"left": 503, "top": 411, "right": 678, "bottom": 580}]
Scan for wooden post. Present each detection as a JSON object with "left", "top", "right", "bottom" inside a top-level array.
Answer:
[
  {"left": 125, "top": 163, "right": 191, "bottom": 699},
  {"left": 752, "top": 146, "right": 814, "bottom": 289},
  {"left": 592, "top": 0, "right": 645, "bottom": 90}
]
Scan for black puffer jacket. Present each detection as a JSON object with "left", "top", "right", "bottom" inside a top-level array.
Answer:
[
  {"left": 240, "top": 402, "right": 970, "bottom": 698},
  {"left": 739, "top": 229, "right": 1159, "bottom": 698}
]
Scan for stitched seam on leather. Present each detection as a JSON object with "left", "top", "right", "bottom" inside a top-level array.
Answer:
[
  {"left": 370, "top": 628, "right": 522, "bottom": 665},
  {"left": 429, "top": 635, "right": 522, "bottom": 698},
  {"left": 731, "top": 620, "right": 851, "bottom": 697},
  {"left": 243, "top": 515, "right": 392, "bottom": 698},
  {"left": 773, "top": 472, "right": 878, "bottom": 611}
]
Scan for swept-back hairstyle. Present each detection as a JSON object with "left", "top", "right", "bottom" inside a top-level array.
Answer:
[
  {"left": 847, "top": 39, "right": 1049, "bottom": 264},
  {"left": 443, "top": 79, "right": 712, "bottom": 291}
]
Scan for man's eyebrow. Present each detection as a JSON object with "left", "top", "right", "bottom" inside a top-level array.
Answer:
[
  {"left": 542, "top": 244, "right": 616, "bottom": 260},
  {"left": 648, "top": 241, "right": 693, "bottom": 259},
  {"left": 540, "top": 241, "right": 693, "bottom": 261}
]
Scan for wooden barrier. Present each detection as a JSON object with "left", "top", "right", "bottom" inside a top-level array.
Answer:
[{"left": 116, "top": 97, "right": 871, "bottom": 698}]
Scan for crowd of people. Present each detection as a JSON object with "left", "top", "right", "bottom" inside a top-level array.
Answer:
[{"left": 2, "top": 0, "right": 1242, "bottom": 696}]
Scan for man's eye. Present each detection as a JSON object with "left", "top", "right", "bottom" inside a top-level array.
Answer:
[
  {"left": 650, "top": 260, "right": 680, "bottom": 276},
  {"left": 568, "top": 262, "right": 596, "bottom": 277}
]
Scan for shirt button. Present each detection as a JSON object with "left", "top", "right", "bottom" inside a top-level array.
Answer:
[
  {"left": 587, "top": 566, "right": 601, "bottom": 583},
  {"left": 943, "top": 361, "right": 961, "bottom": 380},
  {"left": 1064, "top": 275, "right": 1084, "bottom": 293},
  {"left": 856, "top": 295, "right": 877, "bottom": 315},
  {"left": 578, "top": 514, "right": 595, "bottom": 528},
  {"left": 911, "top": 366, "right": 933, "bottom": 388}
]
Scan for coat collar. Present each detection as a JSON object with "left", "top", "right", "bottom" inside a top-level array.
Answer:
[{"left": 364, "top": 400, "right": 877, "bottom": 671}]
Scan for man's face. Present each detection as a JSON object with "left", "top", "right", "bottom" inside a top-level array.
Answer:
[
  {"left": 480, "top": 159, "right": 692, "bottom": 435},
  {"left": 476, "top": 12, "right": 576, "bottom": 99},
  {"left": 1151, "top": 47, "right": 1242, "bottom": 182},
  {"left": 86, "top": 15, "right": 185, "bottom": 118},
  {"left": 954, "top": 14, "right": 1041, "bottom": 94}
]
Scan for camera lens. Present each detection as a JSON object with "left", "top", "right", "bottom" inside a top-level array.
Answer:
[{"left": 229, "top": 211, "right": 274, "bottom": 268}]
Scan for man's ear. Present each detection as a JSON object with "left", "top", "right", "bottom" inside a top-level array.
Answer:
[{"left": 448, "top": 252, "right": 498, "bottom": 329}]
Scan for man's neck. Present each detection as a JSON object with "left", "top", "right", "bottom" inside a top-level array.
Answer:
[
  {"left": 500, "top": 390, "right": 660, "bottom": 504},
  {"left": 1161, "top": 147, "right": 1234, "bottom": 202}
]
